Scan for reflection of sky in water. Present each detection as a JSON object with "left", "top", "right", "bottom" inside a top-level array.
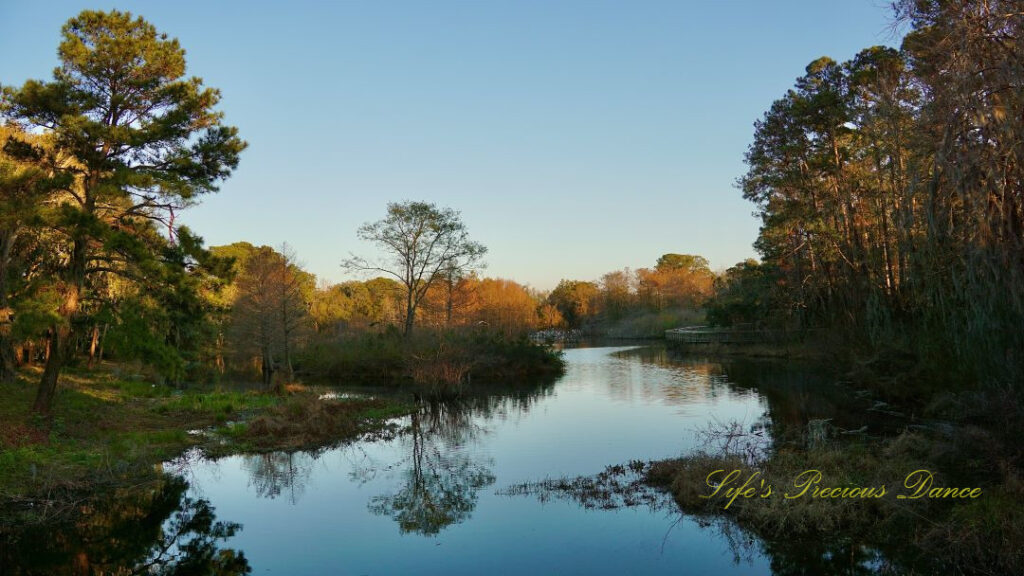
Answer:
[{"left": 176, "top": 346, "right": 773, "bottom": 575}]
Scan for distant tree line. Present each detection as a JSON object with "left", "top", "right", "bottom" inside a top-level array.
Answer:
[{"left": 544, "top": 253, "right": 715, "bottom": 332}]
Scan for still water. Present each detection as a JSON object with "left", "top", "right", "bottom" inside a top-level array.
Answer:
[
  {"left": 163, "top": 346, "right": 824, "bottom": 575},
  {"left": 6, "top": 345, "right": 889, "bottom": 575}
]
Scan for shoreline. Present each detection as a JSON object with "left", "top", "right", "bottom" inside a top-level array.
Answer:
[{"left": 0, "top": 369, "right": 416, "bottom": 526}]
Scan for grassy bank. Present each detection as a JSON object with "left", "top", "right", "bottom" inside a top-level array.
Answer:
[
  {"left": 646, "top": 417, "right": 1023, "bottom": 575},
  {"left": 0, "top": 366, "right": 413, "bottom": 523}
]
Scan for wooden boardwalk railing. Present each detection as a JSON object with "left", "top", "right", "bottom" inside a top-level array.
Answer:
[{"left": 665, "top": 325, "right": 804, "bottom": 345}]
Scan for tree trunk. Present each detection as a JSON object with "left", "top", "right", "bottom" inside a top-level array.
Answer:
[
  {"left": 216, "top": 332, "right": 225, "bottom": 374},
  {"left": 261, "top": 344, "right": 275, "bottom": 391},
  {"left": 0, "top": 335, "right": 15, "bottom": 384},
  {"left": 33, "top": 329, "right": 64, "bottom": 414},
  {"left": 34, "top": 230, "right": 87, "bottom": 414},
  {"left": 283, "top": 335, "right": 293, "bottom": 382},
  {"left": 97, "top": 324, "right": 108, "bottom": 365},
  {"left": 445, "top": 274, "right": 454, "bottom": 325},
  {"left": 0, "top": 232, "right": 15, "bottom": 383},
  {"left": 404, "top": 288, "right": 416, "bottom": 336},
  {"left": 0, "top": 304, "right": 13, "bottom": 384},
  {"left": 87, "top": 324, "right": 100, "bottom": 368}
]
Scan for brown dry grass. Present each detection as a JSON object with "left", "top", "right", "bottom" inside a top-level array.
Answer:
[
  {"left": 239, "top": 395, "right": 409, "bottom": 452},
  {"left": 648, "top": 430, "right": 1024, "bottom": 576}
]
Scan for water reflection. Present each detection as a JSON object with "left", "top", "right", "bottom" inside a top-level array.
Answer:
[
  {"left": 616, "top": 346, "right": 893, "bottom": 440},
  {"left": 0, "top": 476, "right": 249, "bottom": 576},
  {"left": 356, "top": 378, "right": 555, "bottom": 536},
  {"left": 242, "top": 453, "right": 316, "bottom": 504},
  {"left": 10, "top": 346, "right": 924, "bottom": 575},
  {"left": 365, "top": 401, "right": 496, "bottom": 535}
]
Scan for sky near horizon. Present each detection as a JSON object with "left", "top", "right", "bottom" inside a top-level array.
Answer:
[{"left": 0, "top": 1, "right": 903, "bottom": 291}]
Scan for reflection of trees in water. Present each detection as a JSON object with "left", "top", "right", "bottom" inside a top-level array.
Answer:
[
  {"left": 692, "top": 515, "right": 916, "bottom": 576},
  {"left": 601, "top": 347, "right": 737, "bottom": 407},
  {"left": 616, "top": 347, "right": 925, "bottom": 573},
  {"left": 242, "top": 452, "right": 315, "bottom": 504},
  {"left": 755, "top": 534, "right": 912, "bottom": 576},
  {"left": 0, "top": 476, "right": 249, "bottom": 575},
  {"left": 502, "top": 462, "right": 919, "bottom": 576},
  {"left": 712, "top": 358, "right": 903, "bottom": 442},
  {"left": 619, "top": 346, "right": 886, "bottom": 442},
  {"left": 458, "top": 377, "right": 557, "bottom": 421},
  {"left": 365, "top": 400, "right": 497, "bottom": 535}
]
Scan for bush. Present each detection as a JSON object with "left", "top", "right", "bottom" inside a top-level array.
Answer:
[{"left": 296, "top": 327, "right": 564, "bottom": 395}]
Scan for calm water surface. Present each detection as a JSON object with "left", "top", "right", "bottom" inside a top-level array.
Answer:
[
  {"left": 7, "top": 345, "right": 888, "bottom": 574},
  {"left": 168, "top": 346, "right": 791, "bottom": 575}
]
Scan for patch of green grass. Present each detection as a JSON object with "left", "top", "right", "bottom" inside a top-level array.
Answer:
[
  {"left": 1, "top": 368, "right": 414, "bottom": 514},
  {"left": 107, "top": 379, "right": 172, "bottom": 399},
  {"left": 361, "top": 403, "right": 415, "bottom": 421},
  {"left": 218, "top": 421, "right": 249, "bottom": 440},
  {"left": 155, "top": 391, "right": 278, "bottom": 416}
]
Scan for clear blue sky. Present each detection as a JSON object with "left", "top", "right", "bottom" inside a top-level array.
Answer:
[{"left": 1, "top": 1, "right": 903, "bottom": 290}]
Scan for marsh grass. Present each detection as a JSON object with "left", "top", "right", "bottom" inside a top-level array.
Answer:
[
  {"left": 502, "top": 410, "right": 1021, "bottom": 575},
  {"left": 228, "top": 395, "right": 411, "bottom": 454},
  {"left": 498, "top": 460, "right": 668, "bottom": 511},
  {"left": 648, "top": 418, "right": 1024, "bottom": 576}
]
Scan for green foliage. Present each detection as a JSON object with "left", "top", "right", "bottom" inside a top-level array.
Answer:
[
  {"left": 157, "top": 391, "right": 278, "bottom": 415},
  {"left": 704, "top": 259, "right": 781, "bottom": 328},
  {"left": 547, "top": 279, "right": 599, "bottom": 328},
  {"left": 310, "top": 278, "right": 402, "bottom": 333},
  {"left": 300, "top": 329, "right": 406, "bottom": 385},
  {"left": 11, "top": 290, "right": 64, "bottom": 339},
  {"left": 655, "top": 253, "right": 710, "bottom": 274},
  {"left": 105, "top": 298, "right": 184, "bottom": 382},
  {"left": 298, "top": 328, "right": 564, "bottom": 394},
  {"left": 98, "top": 233, "right": 232, "bottom": 385},
  {"left": 1, "top": 8, "right": 245, "bottom": 411}
]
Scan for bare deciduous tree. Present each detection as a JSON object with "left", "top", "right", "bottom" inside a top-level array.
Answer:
[
  {"left": 343, "top": 201, "right": 486, "bottom": 335},
  {"left": 230, "top": 245, "right": 310, "bottom": 389}
]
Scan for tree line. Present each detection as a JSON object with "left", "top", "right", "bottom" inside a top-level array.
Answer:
[
  {"left": 733, "top": 0, "right": 1023, "bottom": 385},
  {"left": 544, "top": 253, "right": 715, "bottom": 332}
]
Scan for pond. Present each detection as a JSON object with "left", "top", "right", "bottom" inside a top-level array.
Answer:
[{"left": 5, "top": 345, "right": 905, "bottom": 575}]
